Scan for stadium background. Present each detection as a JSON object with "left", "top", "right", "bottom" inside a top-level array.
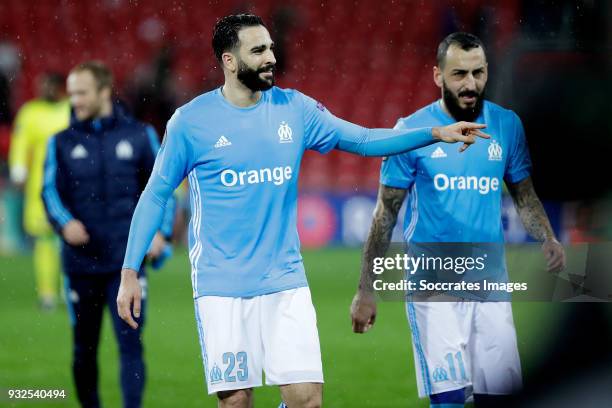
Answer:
[{"left": 1, "top": 0, "right": 611, "bottom": 406}]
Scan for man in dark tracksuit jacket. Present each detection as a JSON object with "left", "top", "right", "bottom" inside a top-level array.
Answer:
[{"left": 42, "top": 61, "right": 175, "bottom": 408}]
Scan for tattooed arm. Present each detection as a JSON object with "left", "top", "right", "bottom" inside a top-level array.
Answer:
[
  {"left": 507, "top": 177, "right": 566, "bottom": 272},
  {"left": 351, "top": 184, "right": 407, "bottom": 333}
]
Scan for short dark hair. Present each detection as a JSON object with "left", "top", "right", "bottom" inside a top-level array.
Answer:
[
  {"left": 436, "top": 32, "right": 485, "bottom": 68},
  {"left": 41, "top": 72, "right": 65, "bottom": 88},
  {"left": 70, "top": 60, "right": 113, "bottom": 90},
  {"left": 212, "top": 14, "right": 265, "bottom": 61}
]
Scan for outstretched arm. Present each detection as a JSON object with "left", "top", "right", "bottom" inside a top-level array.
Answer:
[
  {"left": 351, "top": 184, "right": 407, "bottom": 333},
  {"left": 301, "top": 92, "right": 488, "bottom": 156},
  {"left": 336, "top": 121, "right": 489, "bottom": 156},
  {"left": 507, "top": 177, "right": 565, "bottom": 272}
]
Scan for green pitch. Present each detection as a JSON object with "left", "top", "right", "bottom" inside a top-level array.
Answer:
[{"left": 0, "top": 248, "right": 567, "bottom": 407}]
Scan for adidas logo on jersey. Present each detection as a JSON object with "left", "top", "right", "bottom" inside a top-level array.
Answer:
[
  {"left": 431, "top": 147, "right": 447, "bottom": 159},
  {"left": 214, "top": 136, "right": 232, "bottom": 148},
  {"left": 70, "top": 144, "right": 88, "bottom": 159}
]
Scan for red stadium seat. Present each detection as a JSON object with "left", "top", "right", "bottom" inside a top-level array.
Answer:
[{"left": 2, "top": 0, "right": 520, "bottom": 192}]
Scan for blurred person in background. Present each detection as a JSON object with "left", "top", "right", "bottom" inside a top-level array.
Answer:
[
  {"left": 8, "top": 72, "right": 69, "bottom": 310},
  {"left": 351, "top": 32, "right": 566, "bottom": 408},
  {"left": 42, "top": 61, "right": 175, "bottom": 408}
]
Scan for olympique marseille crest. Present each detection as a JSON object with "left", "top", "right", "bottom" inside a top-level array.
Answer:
[
  {"left": 116, "top": 140, "right": 134, "bottom": 160},
  {"left": 209, "top": 364, "right": 222, "bottom": 384},
  {"left": 278, "top": 121, "right": 293, "bottom": 143},
  {"left": 488, "top": 140, "right": 503, "bottom": 161},
  {"left": 432, "top": 366, "right": 449, "bottom": 383}
]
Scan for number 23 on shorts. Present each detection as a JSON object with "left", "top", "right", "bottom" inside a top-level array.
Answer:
[{"left": 222, "top": 351, "right": 249, "bottom": 382}]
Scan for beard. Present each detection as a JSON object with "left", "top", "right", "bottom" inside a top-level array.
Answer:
[
  {"left": 237, "top": 59, "right": 275, "bottom": 92},
  {"left": 442, "top": 82, "right": 484, "bottom": 122}
]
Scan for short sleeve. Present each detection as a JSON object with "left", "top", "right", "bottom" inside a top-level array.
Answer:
[
  {"left": 301, "top": 92, "right": 342, "bottom": 154},
  {"left": 379, "top": 119, "right": 417, "bottom": 188},
  {"left": 504, "top": 113, "right": 532, "bottom": 184}
]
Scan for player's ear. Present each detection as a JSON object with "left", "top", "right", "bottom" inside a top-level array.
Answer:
[
  {"left": 99, "top": 86, "right": 112, "bottom": 101},
  {"left": 222, "top": 52, "right": 236, "bottom": 72},
  {"left": 433, "top": 66, "right": 443, "bottom": 89}
]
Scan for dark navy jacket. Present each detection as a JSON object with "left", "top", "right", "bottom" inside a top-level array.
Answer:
[{"left": 42, "top": 104, "right": 175, "bottom": 276}]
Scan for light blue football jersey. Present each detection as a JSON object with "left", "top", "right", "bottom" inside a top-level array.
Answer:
[
  {"left": 124, "top": 85, "right": 438, "bottom": 297},
  {"left": 157, "top": 87, "right": 347, "bottom": 297},
  {"left": 381, "top": 100, "right": 531, "bottom": 244}
]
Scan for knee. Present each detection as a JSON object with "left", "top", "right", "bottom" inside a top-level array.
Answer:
[
  {"left": 282, "top": 383, "right": 322, "bottom": 408},
  {"left": 117, "top": 336, "right": 143, "bottom": 356},
  {"left": 289, "top": 392, "right": 322, "bottom": 408},
  {"left": 116, "top": 326, "right": 144, "bottom": 355},
  {"left": 217, "top": 388, "right": 253, "bottom": 408},
  {"left": 73, "top": 342, "right": 96, "bottom": 361},
  {"left": 301, "top": 395, "right": 322, "bottom": 408}
]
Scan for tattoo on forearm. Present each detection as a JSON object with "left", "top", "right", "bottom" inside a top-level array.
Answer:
[
  {"left": 507, "top": 177, "right": 555, "bottom": 242},
  {"left": 359, "top": 185, "right": 407, "bottom": 292}
]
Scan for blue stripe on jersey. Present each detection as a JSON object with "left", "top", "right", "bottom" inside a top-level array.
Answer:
[
  {"left": 42, "top": 136, "right": 73, "bottom": 227},
  {"left": 145, "top": 125, "right": 160, "bottom": 152},
  {"left": 64, "top": 275, "right": 76, "bottom": 326}
]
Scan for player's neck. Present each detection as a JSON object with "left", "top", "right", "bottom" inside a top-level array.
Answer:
[
  {"left": 439, "top": 99, "right": 454, "bottom": 121},
  {"left": 93, "top": 100, "right": 113, "bottom": 120},
  {"left": 221, "top": 79, "right": 262, "bottom": 108}
]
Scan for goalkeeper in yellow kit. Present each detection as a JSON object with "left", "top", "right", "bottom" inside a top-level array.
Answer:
[{"left": 9, "top": 73, "right": 70, "bottom": 309}]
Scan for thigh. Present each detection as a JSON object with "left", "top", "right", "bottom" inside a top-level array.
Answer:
[
  {"left": 217, "top": 388, "right": 253, "bottom": 408},
  {"left": 470, "top": 302, "right": 522, "bottom": 395},
  {"left": 280, "top": 382, "right": 322, "bottom": 408},
  {"left": 66, "top": 274, "right": 106, "bottom": 345},
  {"left": 406, "top": 301, "right": 473, "bottom": 398},
  {"left": 107, "top": 273, "right": 145, "bottom": 343},
  {"left": 261, "top": 287, "right": 324, "bottom": 386},
  {"left": 194, "top": 295, "right": 263, "bottom": 395}
]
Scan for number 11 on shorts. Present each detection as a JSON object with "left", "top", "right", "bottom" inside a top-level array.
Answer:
[{"left": 445, "top": 351, "right": 468, "bottom": 381}]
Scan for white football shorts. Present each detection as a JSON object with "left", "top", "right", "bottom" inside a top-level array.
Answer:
[
  {"left": 406, "top": 300, "right": 523, "bottom": 399},
  {"left": 194, "top": 286, "right": 324, "bottom": 394}
]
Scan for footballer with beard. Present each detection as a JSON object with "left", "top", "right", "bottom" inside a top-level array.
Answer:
[{"left": 351, "top": 32, "right": 566, "bottom": 408}]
